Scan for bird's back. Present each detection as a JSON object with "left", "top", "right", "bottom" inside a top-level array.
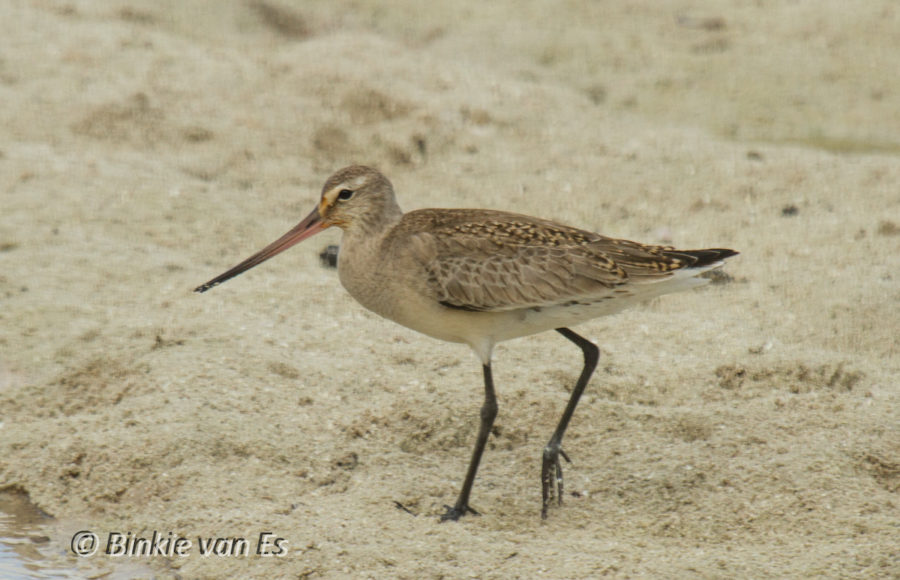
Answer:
[{"left": 380, "top": 208, "right": 736, "bottom": 314}]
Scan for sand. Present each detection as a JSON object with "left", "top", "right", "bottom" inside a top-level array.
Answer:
[{"left": 1, "top": 1, "right": 898, "bottom": 578}]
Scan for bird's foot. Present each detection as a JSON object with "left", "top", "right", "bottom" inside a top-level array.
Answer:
[
  {"left": 541, "top": 443, "right": 571, "bottom": 519},
  {"left": 439, "top": 503, "right": 479, "bottom": 522}
]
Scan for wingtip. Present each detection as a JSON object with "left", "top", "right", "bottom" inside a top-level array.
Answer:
[
  {"left": 720, "top": 248, "right": 740, "bottom": 259},
  {"left": 679, "top": 248, "right": 739, "bottom": 268}
]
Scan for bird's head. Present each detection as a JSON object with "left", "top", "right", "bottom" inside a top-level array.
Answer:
[{"left": 194, "top": 165, "right": 398, "bottom": 293}]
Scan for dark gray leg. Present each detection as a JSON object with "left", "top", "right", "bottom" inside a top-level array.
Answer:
[
  {"left": 441, "top": 363, "right": 498, "bottom": 521},
  {"left": 542, "top": 327, "right": 599, "bottom": 518}
]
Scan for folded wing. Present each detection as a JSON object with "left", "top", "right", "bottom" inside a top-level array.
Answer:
[{"left": 395, "top": 209, "right": 733, "bottom": 313}]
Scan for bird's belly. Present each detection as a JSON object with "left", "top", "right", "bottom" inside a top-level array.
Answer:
[
  {"left": 345, "top": 288, "right": 620, "bottom": 348},
  {"left": 342, "top": 282, "right": 657, "bottom": 343},
  {"left": 383, "top": 299, "right": 624, "bottom": 352},
  {"left": 493, "top": 302, "right": 624, "bottom": 340},
  {"left": 339, "top": 256, "right": 709, "bottom": 359}
]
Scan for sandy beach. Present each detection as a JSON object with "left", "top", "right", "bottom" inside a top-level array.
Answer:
[{"left": 1, "top": 1, "right": 898, "bottom": 577}]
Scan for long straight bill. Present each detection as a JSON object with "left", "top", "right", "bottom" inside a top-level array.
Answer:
[{"left": 194, "top": 207, "right": 326, "bottom": 293}]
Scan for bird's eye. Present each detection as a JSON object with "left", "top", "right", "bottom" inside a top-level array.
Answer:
[{"left": 337, "top": 189, "right": 354, "bottom": 201}]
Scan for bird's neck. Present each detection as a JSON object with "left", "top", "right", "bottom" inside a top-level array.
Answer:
[{"left": 347, "top": 200, "right": 403, "bottom": 241}]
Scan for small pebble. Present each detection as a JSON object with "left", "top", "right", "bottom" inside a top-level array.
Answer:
[{"left": 319, "top": 244, "right": 340, "bottom": 268}]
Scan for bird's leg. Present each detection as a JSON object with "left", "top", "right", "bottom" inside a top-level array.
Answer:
[
  {"left": 542, "top": 328, "right": 599, "bottom": 519},
  {"left": 441, "top": 363, "right": 498, "bottom": 522}
]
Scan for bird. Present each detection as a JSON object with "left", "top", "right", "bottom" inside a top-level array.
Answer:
[{"left": 195, "top": 165, "right": 738, "bottom": 521}]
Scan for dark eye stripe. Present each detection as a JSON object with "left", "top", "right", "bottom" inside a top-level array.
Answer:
[{"left": 338, "top": 189, "right": 354, "bottom": 200}]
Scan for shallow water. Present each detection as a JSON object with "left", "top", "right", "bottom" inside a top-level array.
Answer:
[
  {"left": 0, "top": 490, "right": 84, "bottom": 579},
  {"left": 0, "top": 490, "right": 157, "bottom": 580}
]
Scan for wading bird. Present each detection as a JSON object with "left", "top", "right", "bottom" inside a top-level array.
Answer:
[{"left": 196, "top": 166, "right": 737, "bottom": 520}]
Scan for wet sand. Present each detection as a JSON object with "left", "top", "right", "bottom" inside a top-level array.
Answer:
[{"left": 1, "top": 1, "right": 898, "bottom": 578}]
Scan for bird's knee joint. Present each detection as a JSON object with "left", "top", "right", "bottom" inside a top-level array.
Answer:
[{"left": 480, "top": 401, "right": 498, "bottom": 422}]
